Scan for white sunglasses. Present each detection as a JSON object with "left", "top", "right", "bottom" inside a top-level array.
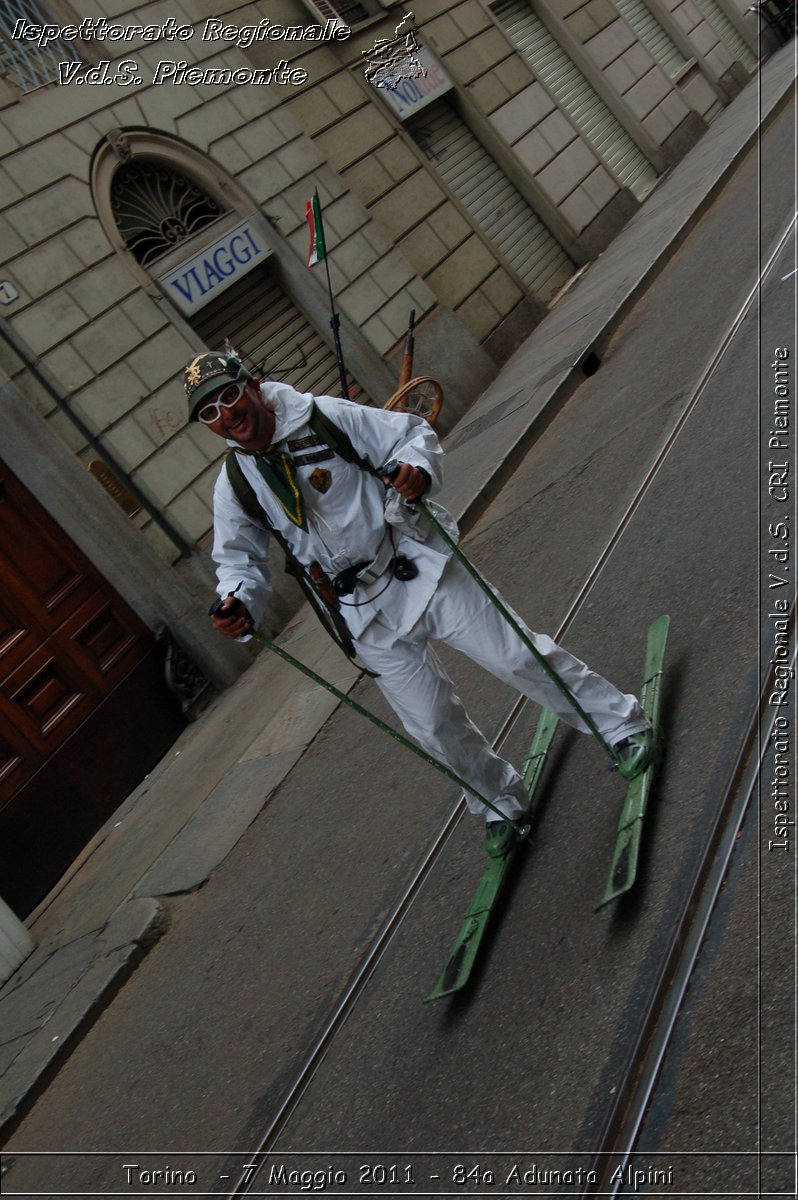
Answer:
[{"left": 197, "top": 381, "right": 247, "bottom": 425}]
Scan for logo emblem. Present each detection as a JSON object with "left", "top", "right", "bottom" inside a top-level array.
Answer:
[
  {"left": 309, "top": 467, "right": 332, "bottom": 494},
  {"left": 185, "top": 356, "right": 203, "bottom": 390}
]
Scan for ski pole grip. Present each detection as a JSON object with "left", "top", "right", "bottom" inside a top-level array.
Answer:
[
  {"left": 381, "top": 459, "right": 426, "bottom": 507},
  {"left": 208, "top": 581, "right": 244, "bottom": 617}
]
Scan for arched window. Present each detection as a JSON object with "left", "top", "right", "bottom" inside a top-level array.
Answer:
[
  {"left": 110, "top": 160, "right": 228, "bottom": 268},
  {"left": 91, "top": 128, "right": 391, "bottom": 408}
]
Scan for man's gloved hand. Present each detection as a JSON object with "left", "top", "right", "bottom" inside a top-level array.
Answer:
[
  {"left": 381, "top": 460, "right": 429, "bottom": 502},
  {"left": 209, "top": 591, "right": 253, "bottom": 639}
]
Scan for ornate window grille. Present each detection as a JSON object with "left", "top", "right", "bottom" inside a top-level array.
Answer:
[
  {"left": 0, "top": 0, "right": 82, "bottom": 93},
  {"left": 110, "top": 160, "right": 228, "bottom": 268}
]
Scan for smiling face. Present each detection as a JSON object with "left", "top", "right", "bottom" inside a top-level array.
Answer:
[{"left": 201, "top": 380, "right": 276, "bottom": 452}]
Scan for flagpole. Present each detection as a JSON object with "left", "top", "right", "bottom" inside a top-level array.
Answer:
[
  {"left": 324, "top": 254, "right": 349, "bottom": 401},
  {"left": 308, "top": 189, "right": 350, "bottom": 400}
]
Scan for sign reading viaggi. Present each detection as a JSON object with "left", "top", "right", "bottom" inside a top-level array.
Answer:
[
  {"left": 376, "top": 47, "right": 453, "bottom": 121},
  {"left": 158, "top": 218, "right": 270, "bottom": 315}
]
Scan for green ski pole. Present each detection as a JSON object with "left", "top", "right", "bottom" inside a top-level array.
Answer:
[
  {"left": 380, "top": 468, "right": 622, "bottom": 771},
  {"left": 211, "top": 590, "right": 527, "bottom": 835},
  {"left": 252, "top": 629, "right": 529, "bottom": 834}
]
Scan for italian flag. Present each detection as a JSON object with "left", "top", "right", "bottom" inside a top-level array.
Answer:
[{"left": 306, "top": 191, "right": 327, "bottom": 268}]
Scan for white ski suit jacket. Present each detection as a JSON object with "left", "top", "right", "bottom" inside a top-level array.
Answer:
[{"left": 211, "top": 381, "right": 457, "bottom": 642}]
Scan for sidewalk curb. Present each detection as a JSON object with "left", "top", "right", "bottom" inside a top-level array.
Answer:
[
  {"left": 0, "top": 899, "right": 166, "bottom": 1137},
  {"left": 0, "top": 620, "right": 360, "bottom": 1143}
]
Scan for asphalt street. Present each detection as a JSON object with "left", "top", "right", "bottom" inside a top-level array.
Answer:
[
  {"left": 260, "top": 105, "right": 794, "bottom": 1191},
  {"left": 633, "top": 171, "right": 797, "bottom": 1197},
  {"left": 1, "top": 98, "right": 795, "bottom": 1198}
]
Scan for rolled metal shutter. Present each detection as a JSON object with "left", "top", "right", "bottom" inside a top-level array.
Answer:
[
  {"left": 692, "top": 0, "right": 757, "bottom": 69},
  {"left": 191, "top": 262, "right": 359, "bottom": 400},
  {"left": 410, "top": 101, "right": 575, "bottom": 303},
  {"left": 613, "top": 0, "right": 688, "bottom": 79},
  {"left": 493, "top": 0, "right": 658, "bottom": 202}
]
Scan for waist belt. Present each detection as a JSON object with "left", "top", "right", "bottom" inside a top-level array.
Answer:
[{"left": 332, "top": 532, "right": 396, "bottom": 597}]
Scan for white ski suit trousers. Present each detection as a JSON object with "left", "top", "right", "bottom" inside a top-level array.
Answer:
[{"left": 353, "top": 555, "right": 648, "bottom": 822}]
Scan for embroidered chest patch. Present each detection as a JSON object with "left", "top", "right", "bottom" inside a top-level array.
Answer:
[{"left": 309, "top": 466, "right": 333, "bottom": 493}]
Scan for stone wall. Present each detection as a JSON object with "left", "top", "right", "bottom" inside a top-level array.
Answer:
[{"left": 0, "top": 0, "right": 759, "bottom": 624}]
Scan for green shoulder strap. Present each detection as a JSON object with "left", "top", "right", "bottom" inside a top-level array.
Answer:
[
  {"left": 223, "top": 401, "right": 377, "bottom": 555},
  {"left": 225, "top": 448, "right": 274, "bottom": 533},
  {"left": 307, "top": 403, "right": 381, "bottom": 478},
  {"left": 225, "top": 450, "right": 305, "bottom": 592},
  {"left": 224, "top": 420, "right": 369, "bottom": 666}
]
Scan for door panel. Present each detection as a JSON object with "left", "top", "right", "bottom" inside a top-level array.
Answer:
[{"left": 0, "top": 462, "right": 185, "bottom": 916}]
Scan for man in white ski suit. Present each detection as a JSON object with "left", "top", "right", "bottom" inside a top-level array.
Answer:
[{"left": 186, "top": 352, "right": 651, "bottom": 853}]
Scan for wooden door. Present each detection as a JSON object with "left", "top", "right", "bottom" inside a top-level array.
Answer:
[{"left": 0, "top": 463, "right": 185, "bottom": 916}]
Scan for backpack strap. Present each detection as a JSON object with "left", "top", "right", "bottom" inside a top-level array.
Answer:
[
  {"left": 224, "top": 444, "right": 364, "bottom": 667},
  {"left": 225, "top": 449, "right": 304, "bottom": 585},
  {"left": 307, "top": 403, "right": 382, "bottom": 478},
  {"left": 225, "top": 448, "right": 273, "bottom": 529}
]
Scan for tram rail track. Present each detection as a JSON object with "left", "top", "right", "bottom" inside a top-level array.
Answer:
[
  {"left": 581, "top": 615, "right": 796, "bottom": 1198},
  {"left": 576, "top": 212, "right": 797, "bottom": 1198},
  {"left": 226, "top": 210, "right": 797, "bottom": 1199}
]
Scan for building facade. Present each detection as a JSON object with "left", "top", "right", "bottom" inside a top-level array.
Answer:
[{"left": 0, "top": 0, "right": 761, "bottom": 910}]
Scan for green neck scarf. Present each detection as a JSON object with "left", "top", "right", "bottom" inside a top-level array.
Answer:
[{"left": 252, "top": 449, "right": 308, "bottom": 531}]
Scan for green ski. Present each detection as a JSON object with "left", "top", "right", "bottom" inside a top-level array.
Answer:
[
  {"left": 424, "top": 708, "right": 559, "bottom": 1002},
  {"left": 596, "top": 613, "right": 670, "bottom": 910}
]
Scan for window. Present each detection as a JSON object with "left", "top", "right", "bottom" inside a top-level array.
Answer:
[
  {"left": 613, "top": 0, "right": 688, "bottom": 80},
  {"left": 110, "top": 160, "right": 228, "bottom": 268},
  {"left": 303, "top": 0, "right": 378, "bottom": 26},
  {"left": 0, "top": 0, "right": 82, "bottom": 93},
  {"left": 692, "top": 0, "right": 758, "bottom": 70},
  {"left": 492, "top": 0, "right": 658, "bottom": 201},
  {"left": 409, "top": 100, "right": 575, "bottom": 303}
]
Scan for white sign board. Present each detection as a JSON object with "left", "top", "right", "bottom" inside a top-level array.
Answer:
[
  {"left": 157, "top": 219, "right": 271, "bottom": 316},
  {"left": 375, "top": 47, "right": 453, "bottom": 121}
]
